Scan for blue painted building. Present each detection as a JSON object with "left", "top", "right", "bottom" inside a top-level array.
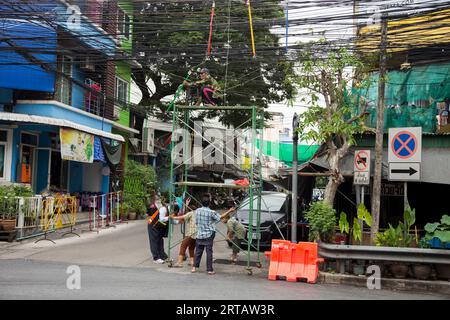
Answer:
[{"left": 0, "top": 0, "right": 137, "bottom": 195}]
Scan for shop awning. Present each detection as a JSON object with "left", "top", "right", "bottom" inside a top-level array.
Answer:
[{"left": 0, "top": 112, "right": 125, "bottom": 142}]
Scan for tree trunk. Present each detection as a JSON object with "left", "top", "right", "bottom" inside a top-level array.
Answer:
[
  {"left": 131, "top": 69, "right": 152, "bottom": 105},
  {"left": 371, "top": 16, "right": 388, "bottom": 244},
  {"left": 324, "top": 178, "right": 339, "bottom": 205},
  {"left": 324, "top": 150, "right": 344, "bottom": 205}
]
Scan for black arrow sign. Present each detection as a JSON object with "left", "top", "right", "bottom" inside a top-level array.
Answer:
[{"left": 391, "top": 167, "right": 418, "bottom": 176}]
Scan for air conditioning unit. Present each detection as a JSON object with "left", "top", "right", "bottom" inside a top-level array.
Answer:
[
  {"left": 142, "top": 127, "right": 155, "bottom": 154},
  {"left": 80, "top": 57, "right": 95, "bottom": 71}
]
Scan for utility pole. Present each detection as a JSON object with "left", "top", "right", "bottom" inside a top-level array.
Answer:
[
  {"left": 291, "top": 113, "right": 299, "bottom": 243},
  {"left": 371, "top": 14, "right": 388, "bottom": 244}
]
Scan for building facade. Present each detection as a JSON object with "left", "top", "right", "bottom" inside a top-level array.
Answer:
[{"left": 0, "top": 0, "right": 138, "bottom": 196}]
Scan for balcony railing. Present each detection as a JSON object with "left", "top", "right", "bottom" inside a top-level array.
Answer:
[{"left": 84, "top": 79, "right": 104, "bottom": 117}]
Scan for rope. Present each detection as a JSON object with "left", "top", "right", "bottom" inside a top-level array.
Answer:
[
  {"left": 207, "top": 1, "right": 216, "bottom": 57},
  {"left": 285, "top": 0, "right": 289, "bottom": 52},
  {"left": 246, "top": 0, "right": 256, "bottom": 57},
  {"left": 223, "top": 0, "right": 232, "bottom": 105}
]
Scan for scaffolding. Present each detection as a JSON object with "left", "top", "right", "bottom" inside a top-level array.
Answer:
[{"left": 167, "top": 104, "right": 264, "bottom": 275}]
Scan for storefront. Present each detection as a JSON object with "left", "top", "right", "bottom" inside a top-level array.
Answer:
[{"left": 0, "top": 113, "right": 124, "bottom": 197}]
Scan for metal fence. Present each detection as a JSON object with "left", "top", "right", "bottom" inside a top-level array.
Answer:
[
  {"left": 88, "top": 191, "right": 123, "bottom": 232},
  {"left": 0, "top": 192, "right": 123, "bottom": 241}
]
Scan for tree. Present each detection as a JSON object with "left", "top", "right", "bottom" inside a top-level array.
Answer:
[
  {"left": 294, "top": 44, "right": 371, "bottom": 205},
  {"left": 132, "top": 0, "right": 295, "bottom": 127}
]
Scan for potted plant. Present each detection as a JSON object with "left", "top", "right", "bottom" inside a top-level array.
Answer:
[
  {"left": 422, "top": 215, "right": 450, "bottom": 249},
  {"left": 374, "top": 206, "right": 416, "bottom": 279},
  {"left": 421, "top": 214, "right": 450, "bottom": 280},
  {"left": 338, "top": 204, "right": 373, "bottom": 275},
  {"left": 0, "top": 197, "right": 17, "bottom": 231},
  {"left": 304, "top": 200, "right": 337, "bottom": 243},
  {"left": 411, "top": 264, "right": 433, "bottom": 280},
  {"left": 0, "top": 185, "right": 33, "bottom": 232}
]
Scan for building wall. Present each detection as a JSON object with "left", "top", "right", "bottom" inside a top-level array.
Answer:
[
  {"left": 116, "top": 61, "right": 132, "bottom": 127},
  {"left": 69, "top": 161, "right": 83, "bottom": 192},
  {"left": 14, "top": 102, "right": 113, "bottom": 132},
  {"left": 118, "top": 1, "right": 134, "bottom": 53},
  {"left": 71, "top": 65, "right": 87, "bottom": 110}
]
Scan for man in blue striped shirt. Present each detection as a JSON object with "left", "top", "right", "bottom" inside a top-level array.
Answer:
[{"left": 192, "top": 194, "right": 236, "bottom": 275}]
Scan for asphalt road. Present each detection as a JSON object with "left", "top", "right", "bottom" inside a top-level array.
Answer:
[{"left": 0, "top": 221, "right": 448, "bottom": 300}]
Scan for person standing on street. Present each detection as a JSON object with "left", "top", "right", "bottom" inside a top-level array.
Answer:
[
  {"left": 221, "top": 213, "right": 246, "bottom": 264},
  {"left": 192, "top": 194, "right": 236, "bottom": 275},
  {"left": 147, "top": 195, "right": 169, "bottom": 264},
  {"left": 169, "top": 198, "right": 197, "bottom": 267}
]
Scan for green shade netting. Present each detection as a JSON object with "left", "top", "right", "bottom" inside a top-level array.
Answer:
[
  {"left": 352, "top": 62, "right": 450, "bottom": 133},
  {"left": 257, "top": 139, "right": 319, "bottom": 167}
]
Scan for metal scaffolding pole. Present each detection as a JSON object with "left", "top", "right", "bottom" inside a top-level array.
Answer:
[{"left": 167, "top": 104, "right": 263, "bottom": 275}]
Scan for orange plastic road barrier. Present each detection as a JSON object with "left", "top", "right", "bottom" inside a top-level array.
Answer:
[{"left": 264, "top": 240, "right": 324, "bottom": 284}]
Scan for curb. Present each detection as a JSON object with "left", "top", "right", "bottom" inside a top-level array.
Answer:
[{"left": 318, "top": 272, "right": 450, "bottom": 295}]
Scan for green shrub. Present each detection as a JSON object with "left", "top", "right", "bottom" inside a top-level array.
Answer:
[
  {"left": 0, "top": 185, "right": 34, "bottom": 219},
  {"left": 421, "top": 214, "right": 450, "bottom": 246},
  {"left": 305, "top": 201, "right": 337, "bottom": 242},
  {"left": 339, "top": 204, "right": 373, "bottom": 243},
  {"left": 123, "top": 161, "right": 157, "bottom": 215},
  {"left": 375, "top": 206, "right": 416, "bottom": 247}
]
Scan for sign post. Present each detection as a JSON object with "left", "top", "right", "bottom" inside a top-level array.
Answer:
[
  {"left": 388, "top": 127, "right": 422, "bottom": 210},
  {"left": 354, "top": 150, "right": 371, "bottom": 241}
]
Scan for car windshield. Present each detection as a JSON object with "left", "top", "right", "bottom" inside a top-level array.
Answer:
[{"left": 239, "top": 193, "right": 287, "bottom": 212}]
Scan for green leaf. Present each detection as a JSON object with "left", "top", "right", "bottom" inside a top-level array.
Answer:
[
  {"left": 425, "top": 222, "right": 439, "bottom": 233},
  {"left": 434, "top": 230, "right": 450, "bottom": 243},
  {"left": 357, "top": 203, "right": 372, "bottom": 227},
  {"left": 339, "top": 212, "right": 349, "bottom": 234},
  {"left": 353, "top": 217, "right": 362, "bottom": 243},
  {"left": 441, "top": 215, "right": 450, "bottom": 227},
  {"left": 403, "top": 206, "right": 416, "bottom": 230}
]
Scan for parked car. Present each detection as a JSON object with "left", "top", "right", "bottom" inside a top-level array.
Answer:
[{"left": 235, "top": 191, "right": 309, "bottom": 250}]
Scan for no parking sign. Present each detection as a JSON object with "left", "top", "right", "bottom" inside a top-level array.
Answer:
[
  {"left": 388, "top": 127, "right": 422, "bottom": 163},
  {"left": 388, "top": 127, "right": 422, "bottom": 181}
]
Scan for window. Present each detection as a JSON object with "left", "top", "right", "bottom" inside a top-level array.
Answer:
[
  {"left": 240, "top": 193, "right": 287, "bottom": 212},
  {"left": 0, "top": 145, "right": 5, "bottom": 178},
  {"left": 56, "top": 56, "right": 73, "bottom": 105},
  {"left": 0, "top": 130, "right": 7, "bottom": 142},
  {"left": 115, "top": 77, "right": 128, "bottom": 104},
  {"left": 117, "top": 9, "right": 130, "bottom": 39},
  {"left": 0, "top": 129, "right": 11, "bottom": 181},
  {"left": 21, "top": 132, "right": 38, "bottom": 146}
]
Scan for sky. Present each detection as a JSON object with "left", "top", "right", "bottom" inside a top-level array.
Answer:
[
  {"left": 268, "top": 0, "right": 450, "bottom": 134},
  {"left": 131, "top": 0, "right": 450, "bottom": 134}
]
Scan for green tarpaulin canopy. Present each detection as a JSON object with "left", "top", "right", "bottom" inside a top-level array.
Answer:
[
  {"left": 353, "top": 62, "right": 450, "bottom": 133},
  {"left": 257, "top": 139, "right": 319, "bottom": 167}
]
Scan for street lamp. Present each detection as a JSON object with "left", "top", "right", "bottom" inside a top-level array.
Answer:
[{"left": 292, "top": 113, "right": 299, "bottom": 243}]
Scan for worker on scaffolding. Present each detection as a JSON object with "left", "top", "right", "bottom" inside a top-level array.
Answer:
[{"left": 183, "top": 68, "right": 221, "bottom": 106}]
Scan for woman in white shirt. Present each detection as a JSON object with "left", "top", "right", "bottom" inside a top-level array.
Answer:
[{"left": 147, "top": 196, "right": 169, "bottom": 264}]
